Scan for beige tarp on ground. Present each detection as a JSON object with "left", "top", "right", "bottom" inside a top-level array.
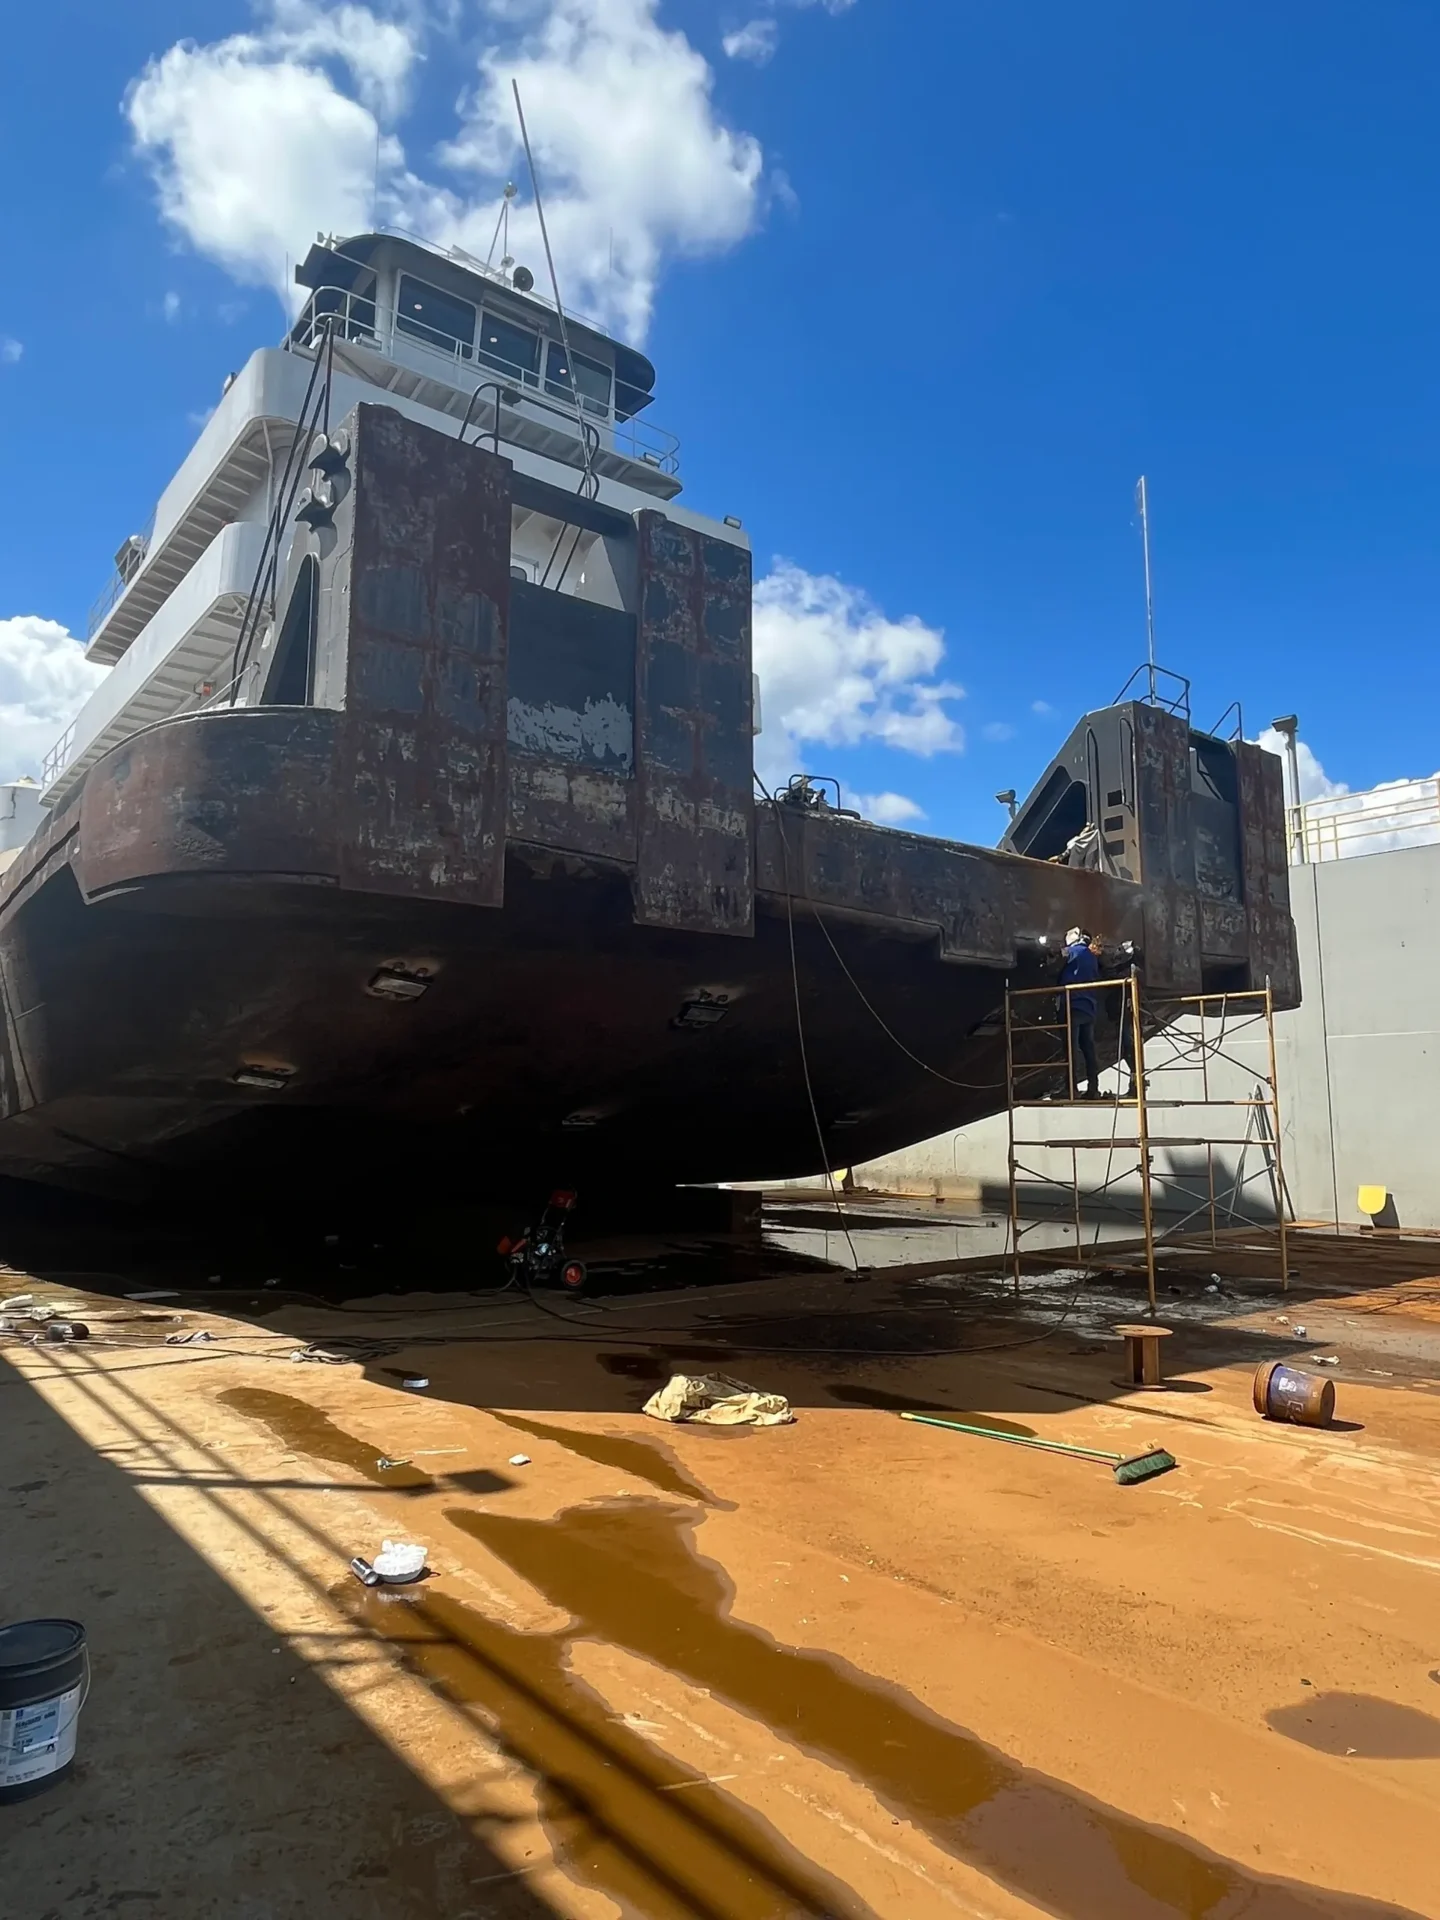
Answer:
[{"left": 642, "top": 1372, "right": 794, "bottom": 1427}]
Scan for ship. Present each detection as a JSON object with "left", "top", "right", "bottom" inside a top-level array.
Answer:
[{"left": 0, "top": 229, "right": 1299, "bottom": 1206}]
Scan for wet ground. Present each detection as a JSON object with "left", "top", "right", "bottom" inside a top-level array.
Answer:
[{"left": 4, "top": 1196, "right": 1440, "bottom": 1917}]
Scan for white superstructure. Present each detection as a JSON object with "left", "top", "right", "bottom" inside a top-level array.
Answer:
[{"left": 43, "top": 228, "right": 747, "bottom": 808}]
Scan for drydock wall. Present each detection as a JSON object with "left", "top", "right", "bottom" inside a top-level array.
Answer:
[{"left": 851, "top": 839, "right": 1440, "bottom": 1230}]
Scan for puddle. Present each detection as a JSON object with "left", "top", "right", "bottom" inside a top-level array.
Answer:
[
  {"left": 445, "top": 1497, "right": 1420, "bottom": 1920},
  {"left": 219, "top": 1389, "right": 437, "bottom": 1492},
  {"left": 221, "top": 1388, "right": 518, "bottom": 1499},
  {"left": 332, "top": 1576, "right": 868, "bottom": 1918},
  {"left": 487, "top": 1410, "right": 727, "bottom": 1506},
  {"left": 1266, "top": 1692, "right": 1440, "bottom": 1758}
]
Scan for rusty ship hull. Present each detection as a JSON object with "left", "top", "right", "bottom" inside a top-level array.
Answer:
[{"left": 0, "top": 404, "right": 1299, "bottom": 1202}]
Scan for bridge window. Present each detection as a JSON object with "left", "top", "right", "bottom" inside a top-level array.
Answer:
[
  {"left": 395, "top": 274, "right": 476, "bottom": 356},
  {"left": 478, "top": 310, "right": 541, "bottom": 383},
  {"left": 545, "top": 341, "right": 612, "bottom": 416}
]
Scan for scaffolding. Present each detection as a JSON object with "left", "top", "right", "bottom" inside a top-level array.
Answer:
[{"left": 1004, "top": 977, "right": 1290, "bottom": 1310}]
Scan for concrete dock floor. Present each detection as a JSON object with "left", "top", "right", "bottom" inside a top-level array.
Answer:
[{"left": 4, "top": 1202, "right": 1439, "bottom": 1917}]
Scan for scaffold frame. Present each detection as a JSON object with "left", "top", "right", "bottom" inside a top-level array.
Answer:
[{"left": 1004, "top": 976, "right": 1291, "bottom": 1311}]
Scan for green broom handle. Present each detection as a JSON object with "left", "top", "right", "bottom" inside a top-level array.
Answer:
[{"left": 899, "top": 1411, "right": 1119, "bottom": 1463}]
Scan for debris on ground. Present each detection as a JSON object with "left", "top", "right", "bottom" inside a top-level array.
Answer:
[
  {"left": 126, "top": 1290, "right": 180, "bottom": 1301},
  {"left": 371, "top": 1541, "right": 427, "bottom": 1582},
  {"left": 643, "top": 1372, "right": 795, "bottom": 1427},
  {"left": 349, "top": 1556, "right": 381, "bottom": 1587},
  {"left": 165, "top": 1330, "right": 213, "bottom": 1345},
  {"left": 43, "top": 1321, "right": 89, "bottom": 1341},
  {"left": 288, "top": 1344, "right": 347, "bottom": 1365},
  {"left": 508, "top": 1453, "right": 532, "bottom": 1466},
  {"left": 402, "top": 1375, "right": 429, "bottom": 1391}
]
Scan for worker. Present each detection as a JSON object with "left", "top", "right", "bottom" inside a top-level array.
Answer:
[{"left": 1060, "top": 926, "right": 1102, "bottom": 1099}]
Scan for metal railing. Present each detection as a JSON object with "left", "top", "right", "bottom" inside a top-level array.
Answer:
[
  {"left": 41, "top": 721, "right": 77, "bottom": 790},
  {"left": 1111, "top": 661, "right": 1192, "bottom": 720},
  {"left": 1288, "top": 775, "right": 1440, "bottom": 863},
  {"left": 288, "top": 285, "right": 681, "bottom": 475},
  {"left": 86, "top": 512, "right": 156, "bottom": 640}
]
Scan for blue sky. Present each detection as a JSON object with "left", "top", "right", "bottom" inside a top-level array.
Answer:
[{"left": 2, "top": 0, "right": 1437, "bottom": 842}]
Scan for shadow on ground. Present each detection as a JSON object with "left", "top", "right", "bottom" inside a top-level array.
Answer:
[
  {"left": 0, "top": 1347, "right": 563, "bottom": 1920},
  {"left": 1, "top": 1186, "right": 1429, "bottom": 1426}
]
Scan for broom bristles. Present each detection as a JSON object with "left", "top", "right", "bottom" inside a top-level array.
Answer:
[{"left": 1113, "top": 1447, "right": 1177, "bottom": 1484}]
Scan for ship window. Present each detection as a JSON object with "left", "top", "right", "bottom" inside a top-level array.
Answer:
[
  {"left": 545, "top": 341, "right": 612, "bottom": 416},
  {"left": 477, "top": 311, "right": 541, "bottom": 383},
  {"left": 395, "top": 274, "right": 476, "bottom": 356}
]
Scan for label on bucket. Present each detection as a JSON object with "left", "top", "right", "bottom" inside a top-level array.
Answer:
[{"left": 0, "top": 1682, "right": 82, "bottom": 1789}]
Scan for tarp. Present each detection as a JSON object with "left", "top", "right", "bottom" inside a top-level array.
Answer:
[{"left": 642, "top": 1372, "right": 794, "bottom": 1427}]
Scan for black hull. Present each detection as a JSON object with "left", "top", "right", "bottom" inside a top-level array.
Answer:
[
  {"left": 2, "top": 402, "right": 1296, "bottom": 1202},
  {"left": 0, "top": 847, "right": 1084, "bottom": 1201}
]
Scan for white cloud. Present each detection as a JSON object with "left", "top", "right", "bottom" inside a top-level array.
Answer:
[
  {"left": 429, "top": 0, "right": 763, "bottom": 339},
  {"left": 0, "top": 338, "right": 21, "bottom": 365},
  {"left": 0, "top": 617, "right": 107, "bottom": 778},
  {"left": 981, "top": 721, "right": 1015, "bottom": 742},
  {"left": 724, "top": 0, "right": 853, "bottom": 67},
  {"left": 125, "top": 0, "right": 766, "bottom": 341},
  {"left": 1031, "top": 699, "right": 1053, "bottom": 716},
  {"left": 162, "top": 290, "right": 181, "bottom": 323},
  {"left": 723, "top": 19, "right": 778, "bottom": 63},
  {"left": 752, "top": 559, "right": 963, "bottom": 786},
  {"left": 1255, "top": 727, "right": 1347, "bottom": 805},
  {"left": 768, "top": 165, "right": 800, "bottom": 216},
  {"left": 849, "top": 790, "right": 925, "bottom": 826},
  {"left": 125, "top": 3, "right": 416, "bottom": 307}
]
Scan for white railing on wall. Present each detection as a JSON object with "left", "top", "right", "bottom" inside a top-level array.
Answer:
[{"left": 1289, "top": 775, "right": 1440, "bottom": 863}]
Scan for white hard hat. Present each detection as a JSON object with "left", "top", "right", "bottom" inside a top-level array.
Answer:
[{"left": 1065, "top": 926, "right": 1083, "bottom": 945}]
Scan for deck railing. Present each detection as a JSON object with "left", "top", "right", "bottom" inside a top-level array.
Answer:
[
  {"left": 85, "top": 513, "right": 156, "bottom": 641},
  {"left": 288, "top": 285, "right": 681, "bottom": 476}
]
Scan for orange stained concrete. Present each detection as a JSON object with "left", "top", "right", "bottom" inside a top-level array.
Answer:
[{"left": 3, "top": 1270, "right": 1439, "bottom": 1919}]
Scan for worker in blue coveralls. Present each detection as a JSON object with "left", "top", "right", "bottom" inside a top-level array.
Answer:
[{"left": 1059, "top": 926, "right": 1103, "bottom": 1100}]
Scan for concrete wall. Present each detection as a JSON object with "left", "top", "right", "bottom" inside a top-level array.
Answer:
[{"left": 854, "top": 839, "right": 1440, "bottom": 1230}]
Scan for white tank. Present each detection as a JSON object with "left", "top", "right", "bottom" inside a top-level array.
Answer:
[{"left": 0, "top": 779, "right": 42, "bottom": 854}]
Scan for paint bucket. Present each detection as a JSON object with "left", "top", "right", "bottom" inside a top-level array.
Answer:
[
  {"left": 1253, "top": 1360, "right": 1335, "bottom": 1429},
  {"left": 0, "top": 1619, "right": 88, "bottom": 1803}
]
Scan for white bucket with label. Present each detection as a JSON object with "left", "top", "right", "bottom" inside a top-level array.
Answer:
[{"left": 0, "top": 1619, "right": 89, "bottom": 1803}]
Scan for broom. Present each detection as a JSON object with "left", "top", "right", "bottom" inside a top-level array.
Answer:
[{"left": 899, "top": 1411, "right": 1176, "bottom": 1485}]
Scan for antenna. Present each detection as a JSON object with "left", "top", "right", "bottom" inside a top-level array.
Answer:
[
  {"left": 1135, "top": 475, "right": 1157, "bottom": 704},
  {"left": 512, "top": 79, "right": 597, "bottom": 500},
  {"left": 487, "top": 181, "right": 516, "bottom": 270}
]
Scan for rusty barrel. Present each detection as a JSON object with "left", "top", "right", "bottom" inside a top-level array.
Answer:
[{"left": 1253, "top": 1359, "right": 1335, "bottom": 1428}]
